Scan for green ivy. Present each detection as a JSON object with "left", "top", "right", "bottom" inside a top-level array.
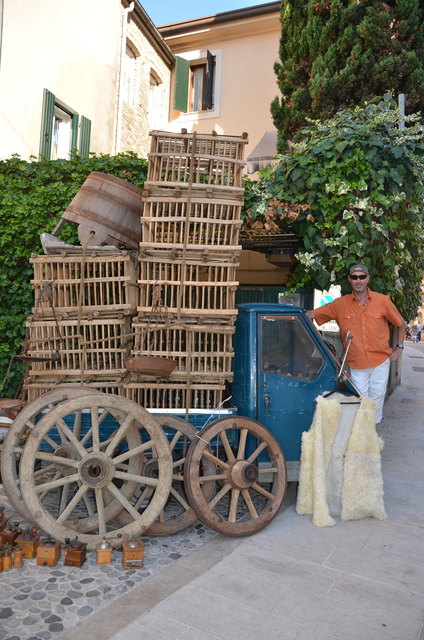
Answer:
[
  {"left": 0, "top": 152, "right": 147, "bottom": 397},
  {"left": 244, "top": 97, "right": 424, "bottom": 320}
]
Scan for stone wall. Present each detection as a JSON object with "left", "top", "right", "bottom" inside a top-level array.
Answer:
[{"left": 120, "top": 22, "right": 171, "bottom": 158}]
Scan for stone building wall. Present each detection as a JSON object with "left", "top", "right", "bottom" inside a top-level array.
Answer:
[{"left": 120, "top": 21, "right": 171, "bottom": 158}]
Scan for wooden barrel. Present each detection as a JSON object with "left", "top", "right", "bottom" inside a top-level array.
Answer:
[{"left": 62, "top": 171, "right": 143, "bottom": 249}]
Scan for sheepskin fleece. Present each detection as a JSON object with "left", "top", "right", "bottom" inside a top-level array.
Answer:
[{"left": 296, "top": 393, "right": 386, "bottom": 527}]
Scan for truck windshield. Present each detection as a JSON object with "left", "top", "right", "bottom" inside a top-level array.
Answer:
[{"left": 260, "top": 315, "right": 325, "bottom": 382}]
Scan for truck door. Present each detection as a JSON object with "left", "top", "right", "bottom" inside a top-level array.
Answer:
[{"left": 257, "top": 314, "right": 336, "bottom": 466}]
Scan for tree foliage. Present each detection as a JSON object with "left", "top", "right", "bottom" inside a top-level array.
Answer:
[
  {"left": 244, "top": 98, "right": 424, "bottom": 320},
  {"left": 271, "top": 0, "right": 424, "bottom": 151},
  {"left": 0, "top": 152, "right": 147, "bottom": 397}
]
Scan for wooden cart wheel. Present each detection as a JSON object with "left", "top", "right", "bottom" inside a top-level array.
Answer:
[
  {"left": 117, "top": 414, "right": 215, "bottom": 535},
  {"left": 1, "top": 386, "right": 100, "bottom": 523},
  {"left": 19, "top": 393, "right": 172, "bottom": 549},
  {"left": 184, "top": 416, "right": 287, "bottom": 537}
]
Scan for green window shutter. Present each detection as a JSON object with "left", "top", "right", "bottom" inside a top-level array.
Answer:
[
  {"left": 174, "top": 56, "right": 189, "bottom": 112},
  {"left": 205, "top": 50, "right": 214, "bottom": 110},
  {"left": 79, "top": 116, "right": 91, "bottom": 156},
  {"left": 39, "top": 88, "right": 55, "bottom": 158},
  {"left": 71, "top": 114, "right": 79, "bottom": 154}
]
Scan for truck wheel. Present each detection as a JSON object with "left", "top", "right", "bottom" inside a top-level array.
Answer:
[
  {"left": 184, "top": 416, "right": 287, "bottom": 536},
  {"left": 116, "top": 415, "right": 215, "bottom": 535}
]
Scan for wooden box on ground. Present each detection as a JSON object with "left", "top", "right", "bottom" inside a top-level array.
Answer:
[
  {"left": 140, "top": 184, "right": 243, "bottom": 252},
  {"left": 147, "top": 130, "right": 248, "bottom": 188},
  {"left": 30, "top": 252, "right": 138, "bottom": 318},
  {"left": 24, "top": 316, "right": 132, "bottom": 378}
]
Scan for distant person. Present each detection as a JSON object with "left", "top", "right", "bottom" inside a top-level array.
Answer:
[
  {"left": 307, "top": 264, "right": 406, "bottom": 423},
  {"left": 417, "top": 322, "right": 423, "bottom": 343}
]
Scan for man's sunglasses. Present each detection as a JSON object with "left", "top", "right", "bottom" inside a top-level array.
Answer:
[{"left": 350, "top": 274, "right": 367, "bottom": 280}]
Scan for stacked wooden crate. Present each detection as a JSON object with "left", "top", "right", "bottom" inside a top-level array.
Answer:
[
  {"left": 124, "top": 130, "right": 248, "bottom": 410},
  {"left": 23, "top": 250, "right": 138, "bottom": 401}
]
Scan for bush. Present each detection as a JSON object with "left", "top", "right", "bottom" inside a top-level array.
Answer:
[{"left": 0, "top": 152, "right": 147, "bottom": 397}]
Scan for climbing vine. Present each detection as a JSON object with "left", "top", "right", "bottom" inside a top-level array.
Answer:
[
  {"left": 243, "top": 97, "right": 424, "bottom": 320},
  {"left": 0, "top": 152, "right": 147, "bottom": 397}
]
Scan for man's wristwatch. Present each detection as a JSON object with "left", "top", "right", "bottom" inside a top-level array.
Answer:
[{"left": 396, "top": 344, "right": 404, "bottom": 349}]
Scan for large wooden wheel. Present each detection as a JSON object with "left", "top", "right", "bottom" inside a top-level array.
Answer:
[
  {"left": 117, "top": 414, "right": 215, "bottom": 535},
  {"left": 1, "top": 386, "right": 100, "bottom": 523},
  {"left": 19, "top": 393, "right": 172, "bottom": 549},
  {"left": 184, "top": 416, "right": 287, "bottom": 537}
]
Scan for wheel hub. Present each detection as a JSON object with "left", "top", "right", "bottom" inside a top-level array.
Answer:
[
  {"left": 78, "top": 453, "right": 115, "bottom": 488},
  {"left": 229, "top": 460, "right": 259, "bottom": 489}
]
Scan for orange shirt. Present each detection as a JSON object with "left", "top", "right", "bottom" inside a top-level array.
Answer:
[{"left": 314, "top": 289, "right": 404, "bottom": 369}]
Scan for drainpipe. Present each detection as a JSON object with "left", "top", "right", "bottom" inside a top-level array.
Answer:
[{"left": 115, "top": 1, "right": 134, "bottom": 154}]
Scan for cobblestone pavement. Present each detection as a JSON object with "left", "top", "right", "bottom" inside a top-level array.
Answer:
[{"left": 0, "top": 487, "right": 217, "bottom": 640}]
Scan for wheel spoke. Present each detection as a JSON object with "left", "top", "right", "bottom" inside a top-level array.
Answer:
[
  {"left": 34, "top": 452, "right": 79, "bottom": 468},
  {"left": 199, "top": 473, "right": 227, "bottom": 483},
  {"left": 73, "top": 410, "right": 82, "bottom": 441},
  {"left": 82, "top": 489, "right": 95, "bottom": 516},
  {"left": 91, "top": 407, "right": 100, "bottom": 452},
  {"left": 105, "top": 414, "right": 134, "bottom": 456},
  {"left": 56, "top": 417, "right": 87, "bottom": 457},
  {"left": 106, "top": 482, "right": 141, "bottom": 520},
  {"left": 202, "top": 448, "right": 230, "bottom": 470},
  {"left": 208, "top": 482, "right": 231, "bottom": 509},
  {"left": 241, "top": 488, "right": 259, "bottom": 519},
  {"left": 169, "top": 486, "right": 190, "bottom": 511},
  {"left": 247, "top": 441, "right": 268, "bottom": 463},
  {"left": 57, "top": 483, "right": 89, "bottom": 524},
  {"left": 250, "top": 482, "right": 274, "bottom": 500},
  {"left": 220, "top": 430, "right": 236, "bottom": 462},
  {"left": 112, "top": 439, "right": 154, "bottom": 465},
  {"left": 114, "top": 470, "right": 160, "bottom": 486},
  {"left": 169, "top": 430, "right": 182, "bottom": 450},
  {"left": 237, "top": 428, "right": 248, "bottom": 460},
  {"left": 229, "top": 488, "right": 240, "bottom": 523},
  {"left": 35, "top": 473, "right": 80, "bottom": 494},
  {"left": 41, "top": 434, "right": 62, "bottom": 450},
  {"left": 172, "top": 473, "right": 184, "bottom": 482},
  {"left": 59, "top": 482, "right": 70, "bottom": 516},
  {"left": 95, "top": 487, "right": 106, "bottom": 535}
]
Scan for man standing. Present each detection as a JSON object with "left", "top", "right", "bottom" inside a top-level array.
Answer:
[{"left": 307, "top": 264, "right": 406, "bottom": 423}]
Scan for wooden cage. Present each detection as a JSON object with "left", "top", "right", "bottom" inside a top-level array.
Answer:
[
  {"left": 30, "top": 253, "right": 138, "bottom": 317},
  {"left": 147, "top": 130, "right": 248, "bottom": 188}
]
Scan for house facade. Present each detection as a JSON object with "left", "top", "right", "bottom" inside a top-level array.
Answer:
[
  {"left": 159, "top": 2, "right": 280, "bottom": 163},
  {"left": 0, "top": 0, "right": 173, "bottom": 160}
]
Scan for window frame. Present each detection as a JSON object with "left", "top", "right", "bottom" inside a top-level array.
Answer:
[{"left": 174, "top": 48, "right": 221, "bottom": 120}]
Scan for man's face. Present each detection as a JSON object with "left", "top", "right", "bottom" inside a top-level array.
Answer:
[{"left": 348, "top": 270, "right": 370, "bottom": 293}]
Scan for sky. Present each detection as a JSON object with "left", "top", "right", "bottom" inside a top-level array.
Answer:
[{"left": 140, "top": 0, "right": 269, "bottom": 27}]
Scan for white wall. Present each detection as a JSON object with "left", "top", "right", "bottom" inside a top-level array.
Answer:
[{"left": 0, "top": 0, "right": 121, "bottom": 159}]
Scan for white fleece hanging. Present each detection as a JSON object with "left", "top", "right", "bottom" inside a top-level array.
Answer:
[{"left": 296, "top": 393, "right": 386, "bottom": 527}]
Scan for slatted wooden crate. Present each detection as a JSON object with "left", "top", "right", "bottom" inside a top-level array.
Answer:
[
  {"left": 23, "top": 380, "right": 125, "bottom": 403},
  {"left": 24, "top": 317, "right": 132, "bottom": 378},
  {"left": 140, "top": 187, "right": 242, "bottom": 252},
  {"left": 124, "top": 380, "right": 227, "bottom": 410},
  {"left": 138, "top": 254, "right": 239, "bottom": 317},
  {"left": 131, "top": 320, "right": 235, "bottom": 378},
  {"left": 147, "top": 130, "right": 248, "bottom": 188},
  {"left": 30, "top": 252, "right": 138, "bottom": 317}
]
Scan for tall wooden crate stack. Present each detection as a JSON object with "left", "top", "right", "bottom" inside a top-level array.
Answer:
[
  {"left": 22, "top": 129, "right": 248, "bottom": 411},
  {"left": 125, "top": 130, "right": 248, "bottom": 410},
  {"left": 23, "top": 251, "right": 138, "bottom": 401}
]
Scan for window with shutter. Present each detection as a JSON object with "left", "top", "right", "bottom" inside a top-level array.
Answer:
[
  {"left": 79, "top": 116, "right": 92, "bottom": 156},
  {"left": 39, "top": 89, "right": 90, "bottom": 159},
  {"left": 174, "top": 52, "right": 215, "bottom": 114}
]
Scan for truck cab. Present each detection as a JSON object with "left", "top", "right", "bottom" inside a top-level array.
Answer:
[{"left": 232, "top": 303, "right": 357, "bottom": 479}]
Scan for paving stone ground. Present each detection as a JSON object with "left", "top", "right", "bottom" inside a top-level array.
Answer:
[{"left": 0, "top": 490, "right": 217, "bottom": 640}]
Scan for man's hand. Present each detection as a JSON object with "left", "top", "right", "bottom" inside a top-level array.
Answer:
[{"left": 390, "top": 347, "right": 403, "bottom": 363}]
